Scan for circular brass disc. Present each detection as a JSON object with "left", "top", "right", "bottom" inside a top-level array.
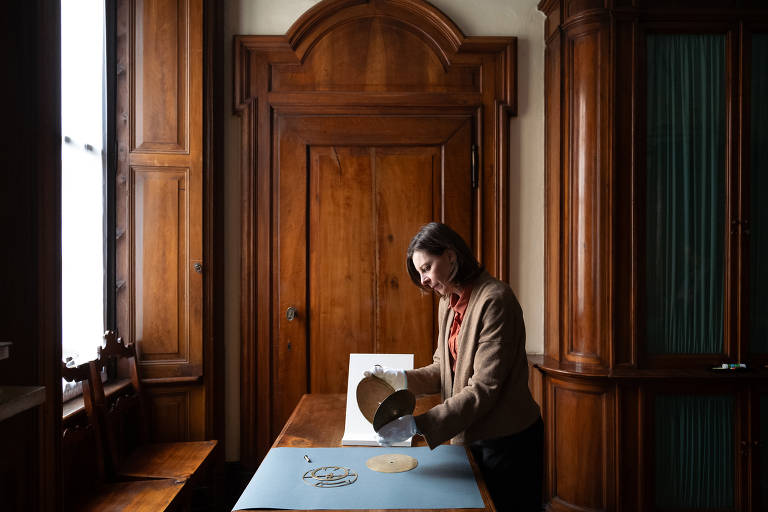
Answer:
[
  {"left": 366, "top": 453, "right": 418, "bottom": 473},
  {"left": 372, "top": 389, "right": 416, "bottom": 432},
  {"left": 356, "top": 376, "right": 395, "bottom": 424}
]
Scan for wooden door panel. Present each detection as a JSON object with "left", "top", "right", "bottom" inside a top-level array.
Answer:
[
  {"left": 145, "top": 385, "right": 206, "bottom": 442},
  {"left": 309, "top": 146, "right": 377, "bottom": 393},
  {"left": 274, "top": 116, "right": 473, "bottom": 437},
  {"left": 441, "top": 119, "right": 474, "bottom": 248},
  {"left": 132, "top": 168, "right": 186, "bottom": 360},
  {"left": 307, "top": 146, "right": 441, "bottom": 396},
  {"left": 131, "top": 0, "right": 189, "bottom": 152},
  {"left": 274, "top": 131, "right": 310, "bottom": 438},
  {"left": 375, "top": 147, "right": 438, "bottom": 365}
]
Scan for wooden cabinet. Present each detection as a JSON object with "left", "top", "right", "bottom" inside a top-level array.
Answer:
[{"left": 537, "top": 1, "right": 768, "bottom": 510}]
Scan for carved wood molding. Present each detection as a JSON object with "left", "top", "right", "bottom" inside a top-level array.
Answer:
[
  {"left": 234, "top": 0, "right": 517, "bottom": 111},
  {"left": 285, "top": 0, "right": 464, "bottom": 66}
]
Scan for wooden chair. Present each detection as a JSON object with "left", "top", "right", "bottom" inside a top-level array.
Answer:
[
  {"left": 89, "top": 331, "right": 218, "bottom": 485},
  {"left": 62, "top": 361, "right": 185, "bottom": 512}
]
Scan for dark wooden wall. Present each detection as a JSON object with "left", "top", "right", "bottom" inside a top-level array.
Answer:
[{"left": 0, "top": 0, "right": 62, "bottom": 510}]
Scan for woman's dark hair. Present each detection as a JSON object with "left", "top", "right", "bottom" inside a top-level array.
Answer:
[{"left": 406, "top": 222, "right": 482, "bottom": 291}]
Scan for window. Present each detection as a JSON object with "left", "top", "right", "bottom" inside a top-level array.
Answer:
[{"left": 61, "top": 0, "right": 115, "bottom": 399}]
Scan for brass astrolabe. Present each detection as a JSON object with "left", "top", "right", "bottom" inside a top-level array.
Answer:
[{"left": 356, "top": 375, "right": 416, "bottom": 432}]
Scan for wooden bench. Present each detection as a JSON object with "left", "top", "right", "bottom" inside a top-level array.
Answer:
[
  {"left": 89, "top": 331, "right": 218, "bottom": 486},
  {"left": 62, "top": 361, "right": 185, "bottom": 512}
]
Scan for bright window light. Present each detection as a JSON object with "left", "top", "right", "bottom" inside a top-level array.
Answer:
[{"left": 61, "top": 0, "right": 106, "bottom": 370}]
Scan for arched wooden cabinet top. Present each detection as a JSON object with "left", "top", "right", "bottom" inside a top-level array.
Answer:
[
  {"left": 285, "top": 0, "right": 465, "bottom": 66},
  {"left": 234, "top": 0, "right": 517, "bottom": 111}
]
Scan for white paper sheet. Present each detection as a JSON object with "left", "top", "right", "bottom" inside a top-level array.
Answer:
[{"left": 341, "top": 353, "right": 414, "bottom": 446}]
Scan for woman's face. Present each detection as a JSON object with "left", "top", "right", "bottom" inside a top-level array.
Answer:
[{"left": 411, "top": 249, "right": 456, "bottom": 296}]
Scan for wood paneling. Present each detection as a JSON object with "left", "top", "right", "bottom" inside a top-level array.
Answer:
[
  {"left": 544, "top": 30, "right": 562, "bottom": 362},
  {"left": 146, "top": 385, "right": 205, "bottom": 442},
  {"left": 308, "top": 146, "right": 377, "bottom": 393},
  {"left": 273, "top": 116, "right": 473, "bottom": 439},
  {"left": 565, "top": 0, "right": 603, "bottom": 19},
  {"left": 564, "top": 19, "right": 611, "bottom": 367},
  {"left": 271, "top": 19, "right": 480, "bottom": 93},
  {"left": 616, "top": 386, "right": 642, "bottom": 510},
  {"left": 548, "top": 377, "right": 614, "bottom": 510},
  {"left": 132, "top": 0, "right": 189, "bottom": 152},
  {"left": 235, "top": 0, "right": 517, "bottom": 467},
  {"left": 613, "top": 18, "right": 636, "bottom": 368},
  {"left": 149, "top": 390, "right": 189, "bottom": 441},
  {"left": 0, "top": 1, "right": 62, "bottom": 509},
  {"left": 117, "top": 0, "right": 207, "bottom": 441},
  {"left": 307, "top": 145, "right": 440, "bottom": 394},
  {"left": 0, "top": 411, "right": 38, "bottom": 511},
  {"left": 131, "top": 168, "right": 188, "bottom": 359},
  {"left": 375, "top": 147, "right": 440, "bottom": 357}
]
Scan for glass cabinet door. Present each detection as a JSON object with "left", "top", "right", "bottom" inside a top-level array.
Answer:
[
  {"left": 654, "top": 393, "right": 735, "bottom": 508},
  {"left": 645, "top": 34, "right": 726, "bottom": 355},
  {"left": 750, "top": 33, "right": 768, "bottom": 355}
]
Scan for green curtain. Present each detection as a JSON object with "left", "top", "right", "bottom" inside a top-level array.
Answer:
[
  {"left": 646, "top": 34, "right": 726, "bottom": 354},
  {"left": 761, "top": 395, "right": 768, "bottom": 508},
  {"left": 751, "top": 34, "right": 768, "bottom": 353},
  {"left": 655, "top": 394, "right": 734, "bottom": 508}
]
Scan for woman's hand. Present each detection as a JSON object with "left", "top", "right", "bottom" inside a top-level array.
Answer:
[
  {"left": 363, "top": 364, "right": 407, "bottom": 390},
  {"left": 375, "top": 414, "right": 419, "bottom": 446}
]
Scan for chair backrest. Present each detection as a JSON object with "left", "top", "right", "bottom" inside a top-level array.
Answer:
[
  {"left": 89, "top": 330, "right": 150, "bottom": 474},
  {"left": 61, "top": 360, "right": 107, "bottom": 509},
  {"left": 61, "top": 424, "right": 103, "bottom": 511}
]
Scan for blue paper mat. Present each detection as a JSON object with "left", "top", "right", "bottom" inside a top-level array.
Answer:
[{"left": 233, "top": 446, "right": 485, "bottom": 510}]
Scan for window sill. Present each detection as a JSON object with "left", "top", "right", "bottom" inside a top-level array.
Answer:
[{"left": 62, "top": 377, "right": 131, "bottom": 421}]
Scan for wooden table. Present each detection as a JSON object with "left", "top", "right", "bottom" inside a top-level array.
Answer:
[{"left": 238, "top": 393, "right": 496, "bottom": 512}]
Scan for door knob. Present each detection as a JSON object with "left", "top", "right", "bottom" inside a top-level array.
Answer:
[{"left": 286, "top": 306, "right": 298, "bottom": 321}]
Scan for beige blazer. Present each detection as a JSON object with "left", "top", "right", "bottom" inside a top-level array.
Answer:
[{"left": 406, "top": 271, "right": 541, "bottom": 448}]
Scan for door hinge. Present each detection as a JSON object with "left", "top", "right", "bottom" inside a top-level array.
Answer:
[{"left": 471, "top": 144, "right": 478, "bottom": 189}]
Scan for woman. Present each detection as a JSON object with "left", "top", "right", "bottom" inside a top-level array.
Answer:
[{"left": 367, "top": 222, "right": 543, "bottom": 512}]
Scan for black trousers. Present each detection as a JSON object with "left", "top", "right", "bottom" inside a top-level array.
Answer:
[{"left": 469, "top": 416, "right": 544, "bottom": 512}]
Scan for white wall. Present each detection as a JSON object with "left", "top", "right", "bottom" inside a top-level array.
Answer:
[{"left": 223, "top": 0, "right": 546, "bottom": 461}]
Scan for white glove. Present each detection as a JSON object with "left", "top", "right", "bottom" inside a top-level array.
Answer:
[
  {"left": 363, "top": 364, "right": 407, "bottom": 391},
  {"left": 375, "top": 414, "right": 419, "bottom": 446}
]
